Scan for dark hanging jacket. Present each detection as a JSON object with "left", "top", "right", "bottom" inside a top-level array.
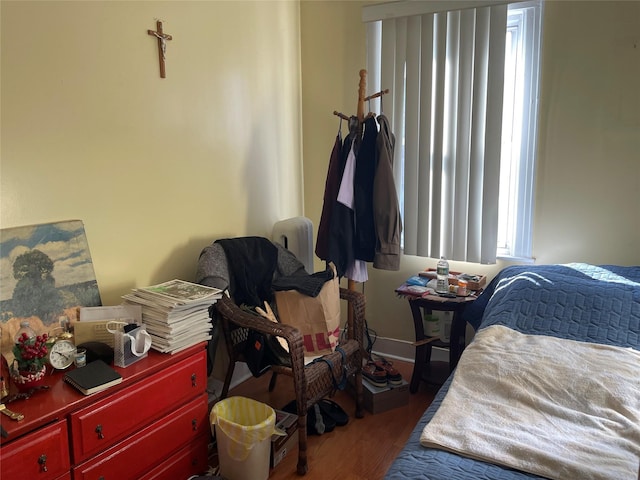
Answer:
[
  {"left": 373, "top": 114, "right": 402, "bottom": 270},
  {"left": 315, "top": 133, "right": 343, "bottom": 261},
  {"left": 353, "top": 116, "right": 378, "bottom": 262},
  {"left": 327, "top": 131, "right": 357, "bottom": 277}
]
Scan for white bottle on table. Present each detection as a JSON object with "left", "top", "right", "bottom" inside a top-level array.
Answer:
[
  {"left": 436, "top": 256, "right": 449, "bottom": 293},
  {"left": 439, "top": 311, "right": 452, "bottom": 343},
  {"left": 423, "top": 312, "right": 440, "bottom": 337}
]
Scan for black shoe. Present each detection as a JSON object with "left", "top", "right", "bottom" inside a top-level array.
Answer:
[
  {"left": 318, "top": 398, "right": 349, "bottom": 427},
  {"left": 283, "top": 399, "right": 336, "bottom": 435}
]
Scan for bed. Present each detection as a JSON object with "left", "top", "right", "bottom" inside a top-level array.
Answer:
[{"left": 385, "top": 263, "right": 640, "bottom": 480}]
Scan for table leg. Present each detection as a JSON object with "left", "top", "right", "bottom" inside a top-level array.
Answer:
[
  {"left": 449, "top": 309, "right": 466, "bottom": 371},
  {"left": 410, "top": 343, "right": 430, "bottom": 394},
  {"left": 409, "top": 300, "right": 426, "bottom": 393}
]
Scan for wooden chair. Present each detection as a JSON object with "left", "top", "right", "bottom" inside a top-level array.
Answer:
[{"left": 214, "top": 286, "right": 365, "bottom": 475}]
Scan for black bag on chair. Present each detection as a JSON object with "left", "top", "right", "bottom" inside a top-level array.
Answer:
[
  {"left": 242, "top": 304, "right": 291, "bottom": 377},
  {"left": 244, "top": 328, "right": 270, "bottom": 377}
]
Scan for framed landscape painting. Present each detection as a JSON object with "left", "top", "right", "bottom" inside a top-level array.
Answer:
[{"left": 0, "top": 220, "right": 101, "bottom": 354}]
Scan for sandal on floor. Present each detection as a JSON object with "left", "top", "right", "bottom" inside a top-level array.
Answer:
[
  {"left": 373, "top": 358, "right": 403, "bottom": 385},
  {"left": 318, "top": 398, "right": 349, "bottom": 427},
  {"left": 362, "top": 361, "right": 388, "bottom": 387}
]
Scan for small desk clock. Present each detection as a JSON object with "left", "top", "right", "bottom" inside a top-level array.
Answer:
[{"left": 48, "top": 331, "right": 76, "bottom": 370}]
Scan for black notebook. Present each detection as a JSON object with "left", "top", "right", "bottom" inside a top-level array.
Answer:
[{"left": 64, "top": 359, "right": 123, "bottom": 395}]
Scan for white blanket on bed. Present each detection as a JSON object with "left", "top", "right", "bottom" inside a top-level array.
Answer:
[{"left": 420, "top": 325, "right": 640, "bottom": 480}]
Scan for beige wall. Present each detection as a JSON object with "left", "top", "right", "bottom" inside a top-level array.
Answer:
[
  {"left": 534, "top": 1, "right": 640, "bottom": 263},
  {"left": 1, "top": 1, "right": 303, "bottom": 305},
  {"left": 2, "top": 1, "right": 639, "bottom": 346},
  {"left": 300, "top": 1, "right": 640, "bottom": 342}
]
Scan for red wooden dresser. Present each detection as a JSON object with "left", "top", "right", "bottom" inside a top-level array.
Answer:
[{"left": 0, "top": 343, "right": 209, "bottom": 480}]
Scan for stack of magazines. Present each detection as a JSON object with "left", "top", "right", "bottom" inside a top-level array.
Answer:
[{"left": 122, "top": 279, "right": 223, "bottom": 354}]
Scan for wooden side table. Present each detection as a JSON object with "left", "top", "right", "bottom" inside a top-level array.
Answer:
[{"left": 400, "top": 292, "right": 477, "bottom": 393}]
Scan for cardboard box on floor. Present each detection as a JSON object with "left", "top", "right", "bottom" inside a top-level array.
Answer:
[
  {"left": 271, "top": 409, "right": 298, "bottom": 468},
  {"left": 350, "top": 377, "right": 410, "bottom": 414}
]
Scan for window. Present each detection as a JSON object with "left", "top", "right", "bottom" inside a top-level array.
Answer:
[
  {"left": 497, "top": 2, "right": 542, "bottom": 260},
  {"left": 364, "top": 0, "right": 542, "bottom": 263}
]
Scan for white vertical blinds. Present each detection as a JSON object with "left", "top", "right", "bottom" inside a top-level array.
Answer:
[{"left": 376, "top": 4, "right": 507, "bottom": 264}]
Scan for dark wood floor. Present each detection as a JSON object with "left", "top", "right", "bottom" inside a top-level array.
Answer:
[{"left": 214, "top": 359, "right": 438, "bottom": 480}]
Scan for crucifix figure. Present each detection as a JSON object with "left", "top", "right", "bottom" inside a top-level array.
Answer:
[{"left": 147, "top": 20, "right": 172, "bottom": 78}]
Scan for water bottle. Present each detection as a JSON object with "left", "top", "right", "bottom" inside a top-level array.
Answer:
[{"left": 436, "top": 256, "right": 450, "bottom": 293}]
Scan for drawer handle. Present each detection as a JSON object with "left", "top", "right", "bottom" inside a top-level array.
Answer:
[
  {"left": 38, "top": 454, "right": 48, "bottom": 472},
  {"left": 95, "top": 424, "right": 105, "bottom": 439},
  {"left": 192, "top": 418, "right": 198, "bottom": 431},
  {"left": 191, "top": 373, "right": 197, "bottom": 387}
]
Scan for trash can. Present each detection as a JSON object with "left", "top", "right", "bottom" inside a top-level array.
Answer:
[{"left": 210, "top": 396, "right": 278, "bottom": 480}]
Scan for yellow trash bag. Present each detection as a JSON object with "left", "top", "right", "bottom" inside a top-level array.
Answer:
[{"left": 210, "top": 396, "right": 277, "bottom": 462}]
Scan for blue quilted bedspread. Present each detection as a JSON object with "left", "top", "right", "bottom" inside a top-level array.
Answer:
[{"left": 384, "top": 263, "right": 640, "bottom": 480}]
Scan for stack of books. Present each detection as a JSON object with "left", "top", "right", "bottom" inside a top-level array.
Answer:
[{"left": 122, "top": 279, "right": 223, "bottom": 354}]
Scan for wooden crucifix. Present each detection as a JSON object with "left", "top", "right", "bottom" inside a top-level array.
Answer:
[{"left": 147, "top": 20, "right": 172, "bottom": 78}]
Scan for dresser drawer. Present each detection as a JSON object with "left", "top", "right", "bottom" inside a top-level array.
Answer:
[
  {"left": 69, "top": 350, "right": 206, "bottom": 462},
  {"left": 0, "top": 419, "right": 70, "bottom": 480},
  {"left": 73, "top": 393, "right": 208, "bottom": 480},
  {"left": 139, "top": 434, "right": 210, "bottom": 480}
]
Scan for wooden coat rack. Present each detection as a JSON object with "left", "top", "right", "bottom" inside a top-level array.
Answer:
[
  {"left": 334, "top": 69, "right": 389, "bottom": 134},
  {"left": 334, "top": 70, "right": 390, "bottom": 326}
]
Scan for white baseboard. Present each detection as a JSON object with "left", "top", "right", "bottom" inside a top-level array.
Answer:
[
  {"left": 207, "top": 363, "right": 252, "bottom": 402},
  {"left": 370, "top": 336, "right": 449, "bottom": 363}
]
